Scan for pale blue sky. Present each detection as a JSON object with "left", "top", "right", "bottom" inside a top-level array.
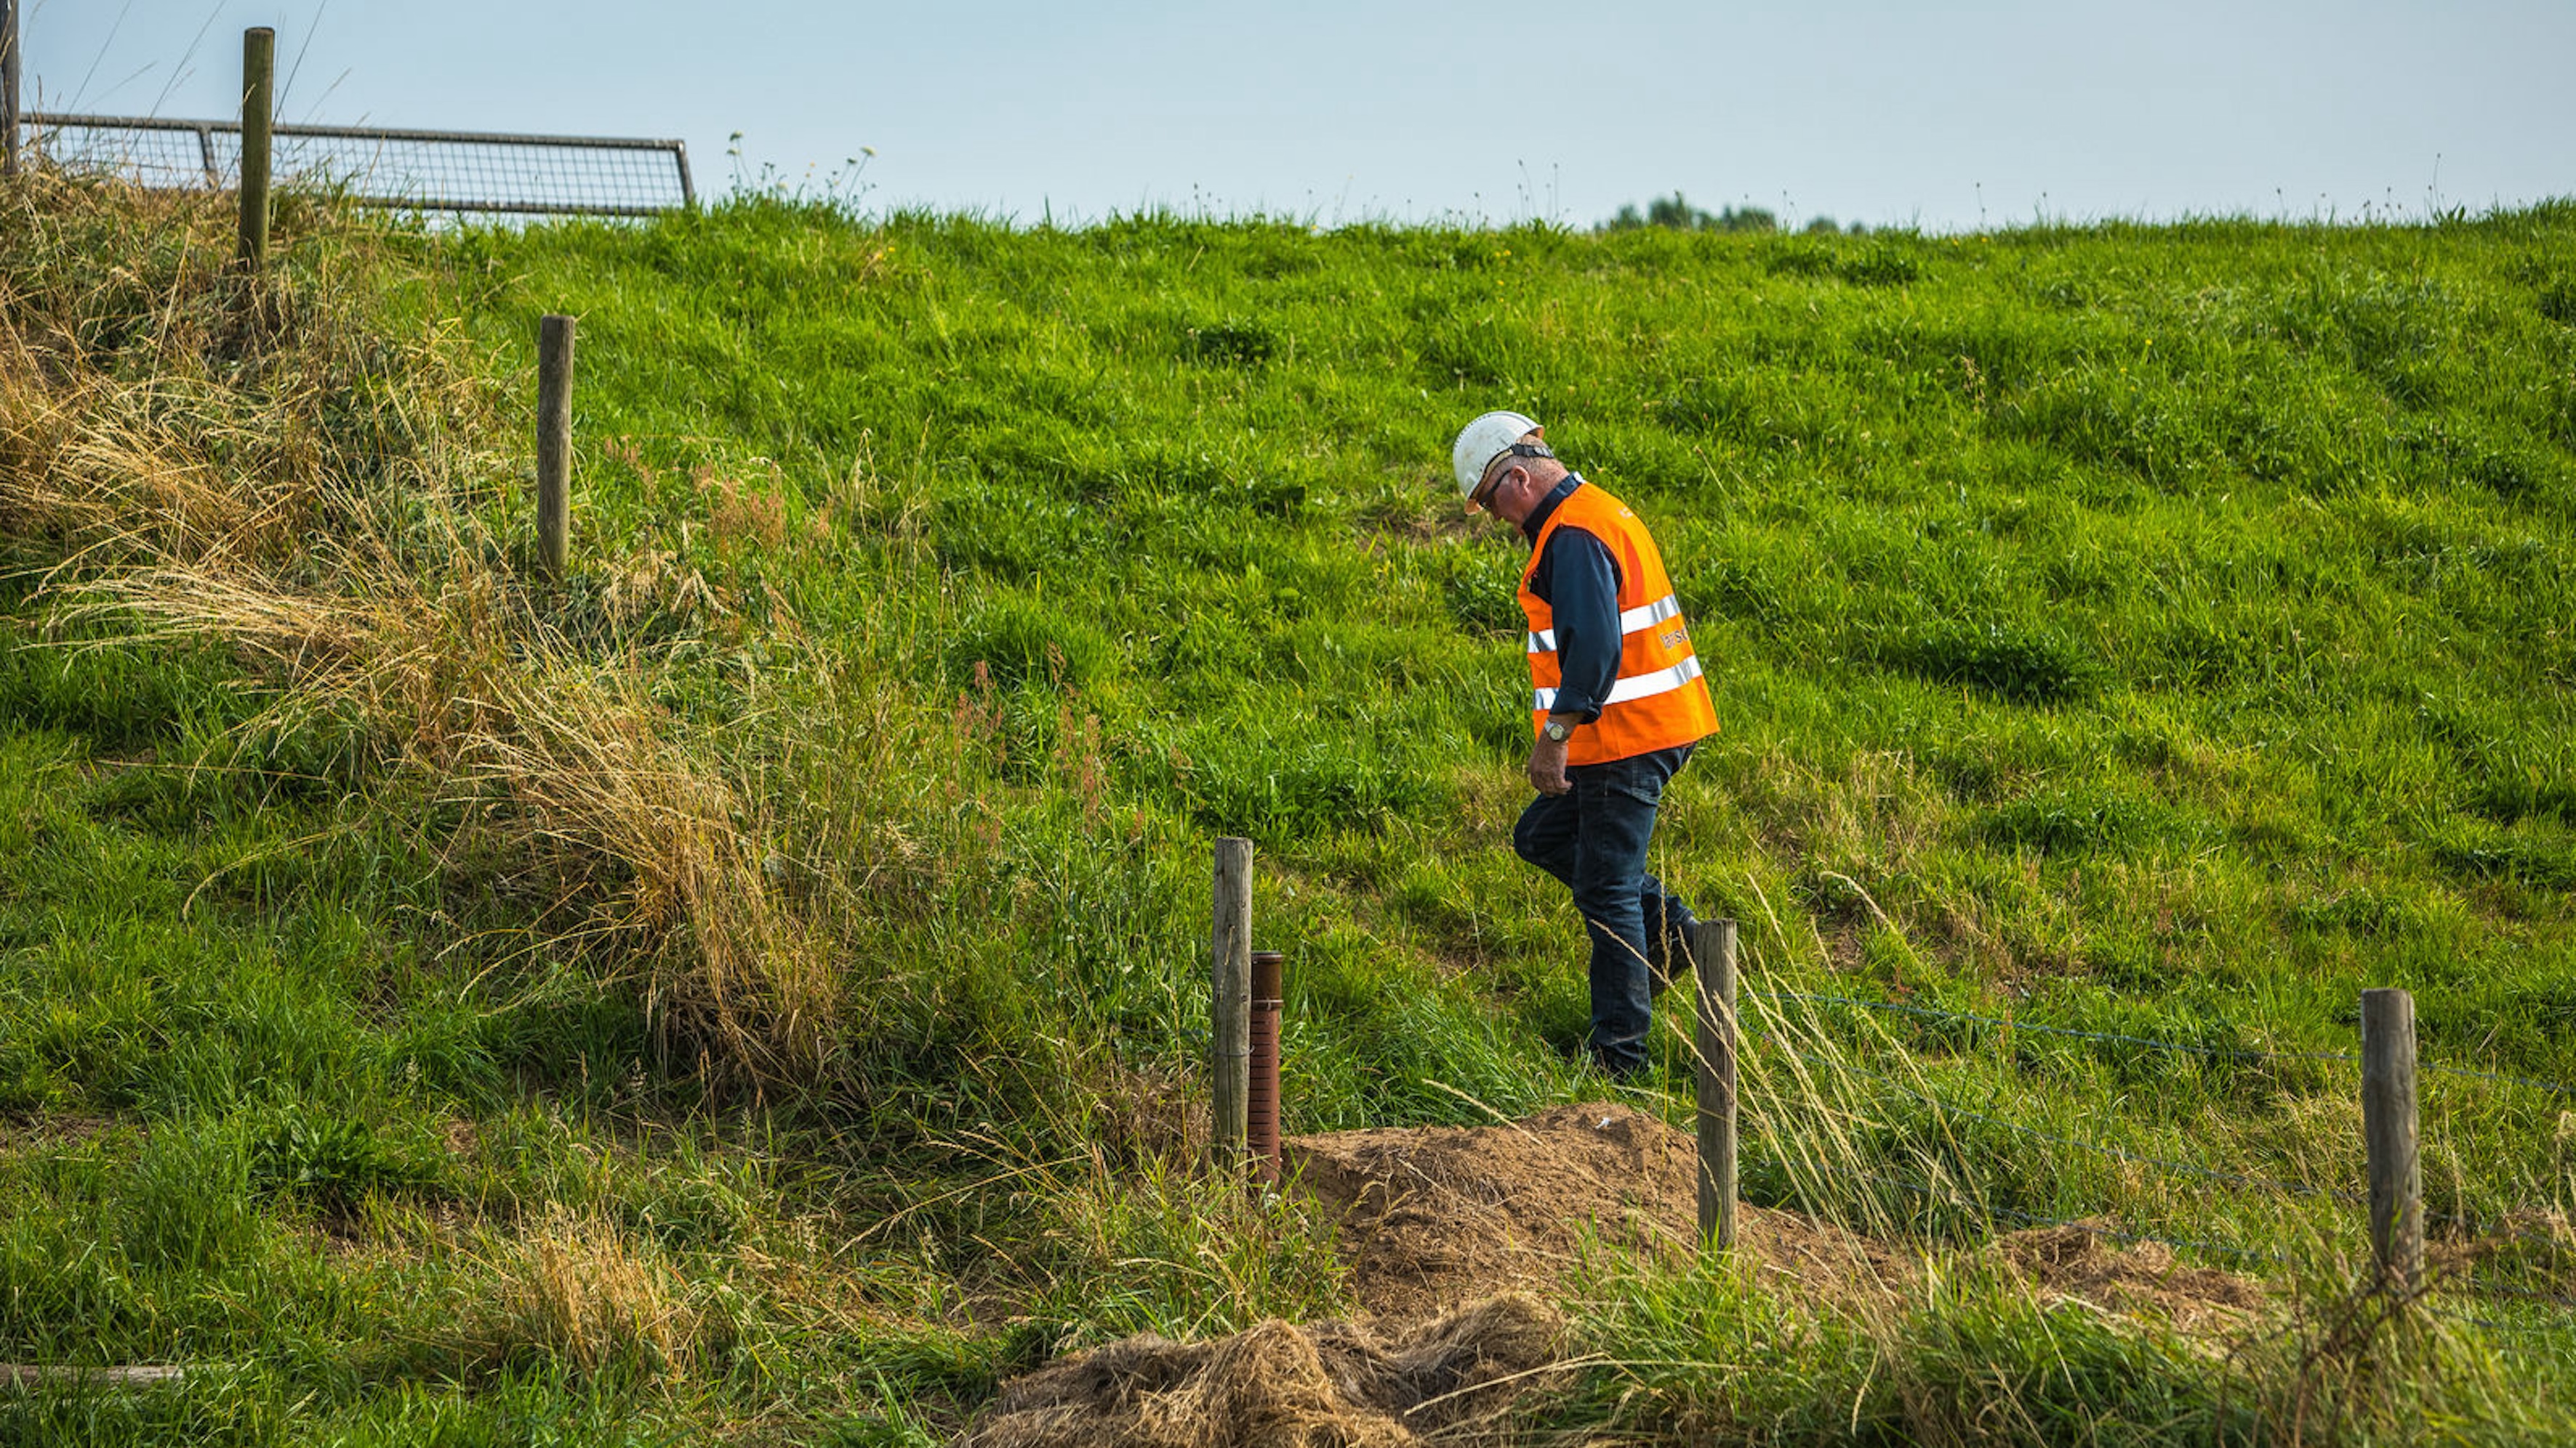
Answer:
[{"left": 17, "top": 0, "right": 2572, "bottom": 230}]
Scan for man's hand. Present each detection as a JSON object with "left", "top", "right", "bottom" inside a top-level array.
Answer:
[{"left": 1527, "top": 729, "right": 1573, "bottom": 796}]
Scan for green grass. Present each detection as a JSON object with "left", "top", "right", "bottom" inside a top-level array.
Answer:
[{"left": 2, "top": 174, "right": 2573, "bottom": 1441}]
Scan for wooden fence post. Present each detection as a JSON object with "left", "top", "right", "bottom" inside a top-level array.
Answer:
[
  {"left": 236, "top": 28, "right": 274, "bottom": 271},
  {"left": 1211, "top": 838, "right": 1253, "bottom": 1175},
  {"left": 535, "top": 314, "right": 575, "bottom": 579},
  {"left": 2361, "top": 987, "right": 2423, "bottom": 1292},
  {"left": 1691, "top": 917, "right": 1739, "bottom": 1250},
  {"left": 3, "top": 0, "right": 22, "bottom": 180}
]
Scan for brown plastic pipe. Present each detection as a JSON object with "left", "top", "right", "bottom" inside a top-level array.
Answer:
[{"left": 1247, "top": 950, "right": 1285, "bottom": 1186}]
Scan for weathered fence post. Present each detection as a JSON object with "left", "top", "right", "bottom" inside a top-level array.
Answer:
[
  {"left": 2, "top": 0, "right": 22, "bottom": 180},
  {"left": 236, "top": 27, "right": 274, "bottom": 270},
  {"left": 1211, "top": 838, "right": 1253, "bottom": 1175},
  {"left": 1690, "top": 917, "right": 1740, "bottom": 1249},
  {"left": 535, "top": 314, "right": 576, "bottom": 579},
  {"left": 2361, "top": 987, "right": 2423, "bottom": 1292}
]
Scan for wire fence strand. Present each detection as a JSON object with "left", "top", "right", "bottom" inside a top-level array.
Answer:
[
  {"left": 1750, "top": 987, "right": 2576, "bottom": 1097},
  {"left": 2432, "top": 1306, "right": 2576, "bottom": 1337},
  {"left": 1755, "top": 989, "right": 2361, "bottom": 1066},
  {"left": 1983, "top": 1202, "right": 2295, "bottom": 1266},
  {"left": 2447, "top": 1281, "right": 2576, "bottom": 1311},
  {"left": 1784, "top": 1161, "right": 2295, "bottom": 1268},
  {"left": 1715, "top": 962, "right": 2576, "bottom": 1322},
  {"left": 1731, "top": 984, "right": 2576, "bottom": 1329},
  {"left": 2426, "top": 1209, "right": 2575, "bottom": 1240},
  {"left": 2418, "top": 1061, "right": 2576, "bottom": 1098},
  {"left": 1774, "top": 1045, "right": 2370, "bottom": 1206}
]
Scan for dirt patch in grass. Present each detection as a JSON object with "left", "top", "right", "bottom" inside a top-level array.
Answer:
[
  {"left": 963, "top": 1292, "right": 1566, "bottom": 1448},
  {"left": 0, "top": 1112, "right": 117, "bottom": 1155},
  {"left": 441, "top": 1118, "right": 479, "bottom": 1159},
  {"left": 1992, "top": 1223, "right": 2265, "bottom": 1334},
  {"left": 1287, "top": 1101, "right": 1906, "bottom": 1322},
  {"left": 2431, "top": 1206, "right": 2574, "bottom": 1269},
  {"left": 1287, "top": 1102, "right": 2259, "bottom": 1329},
  {"left": 974, "top": 1104, "right": 2279, "bottom": 1446},
  {"left": 2427, "top": 1206, "right": 2576, "bottom": 1296}
]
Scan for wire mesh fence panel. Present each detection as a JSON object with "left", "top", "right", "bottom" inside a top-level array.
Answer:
[
  {"left": 23, "top": 112, "right": 691, "bottom": 217},
  {"left": 23, "top": 114, "right": 217, "bottom": 188}
]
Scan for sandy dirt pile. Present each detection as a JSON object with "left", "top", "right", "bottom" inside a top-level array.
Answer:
[
  {"left": 1288, "top": 1103, "right": 2264, "bottom": 1330},
  {"left": 968, "top": 1103, "right": 2266, "bottom": 1446},
  {"left": 1287, "top": 1101, "right": 1910, "bottom": 1320},
  {"left": 963, "top": 1292, "right": 1567, "bottom": 1448}
]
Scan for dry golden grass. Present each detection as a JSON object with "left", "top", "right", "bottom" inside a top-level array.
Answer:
[
  {"left": 452, "top": 665, "right": 836, "bottom": 1079},
  {"left": 470, "top": 1207, "right": 706, "bottom": 1379},
  {"left": 0, "top": 174, "right": 836, "bottom": 1082}
]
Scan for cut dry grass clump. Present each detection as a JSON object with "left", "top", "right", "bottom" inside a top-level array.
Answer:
[
  {"left": 965, "top": 1292, "right": 1570, "bottom": 1448},
  {"left": 0, "top": 174, "right": 835, "bottom": 1083}
]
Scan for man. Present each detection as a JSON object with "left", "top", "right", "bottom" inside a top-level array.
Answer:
[{"left": 1451, "top": 411, "right": 1718, "bottom": 1078}]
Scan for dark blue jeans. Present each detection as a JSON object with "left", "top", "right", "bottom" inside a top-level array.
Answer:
[{"left": 1511, "top": 744, "right": 1695, "bottom": 1077}]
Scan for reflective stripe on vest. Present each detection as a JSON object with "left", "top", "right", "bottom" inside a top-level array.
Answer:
[
  {"left": 1534, "top": 654, "right": 1704, "bottom": 713},
  {"left": 1525, "top": 593, "right": 1682, "bottom": 655},
  {"left": 1517, "top": 478, "right": 1719, "bottom": 765}
]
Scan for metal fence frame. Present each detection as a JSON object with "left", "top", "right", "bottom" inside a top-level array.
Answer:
[{"left": 20, "top": 110, "right": 693, "bottom": 217}]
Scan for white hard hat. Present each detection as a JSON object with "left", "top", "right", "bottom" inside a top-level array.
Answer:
[{"left": 1450, "top": 410, "right": 1545, "bottom": 505}]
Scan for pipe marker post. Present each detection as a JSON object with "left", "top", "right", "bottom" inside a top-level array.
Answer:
[
  {"left": 1211, "top": 838, "right": 1252, "bottom": 1175},
  {"left": 1248, "top": 950, "right": 1285, "bottom": 1186}
]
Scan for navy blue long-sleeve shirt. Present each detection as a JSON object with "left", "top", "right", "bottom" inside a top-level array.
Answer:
[{"left": 1521, "top": 475, "right": 1621, "bottom": 724}]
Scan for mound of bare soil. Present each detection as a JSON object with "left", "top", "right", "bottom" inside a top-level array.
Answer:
[
  {"left": 1287, "top": 1102, "right": 2260, "bottom": 1329},
  {"left": 1287, "top": 1101, "right": 1906, "bottom": 1321},
  {"left": 972, "top": 1104, "right": 2272, "bottom": 1447},
  {"left": 963, "top": 1293, "right": 1567, "bottom": 1448}
]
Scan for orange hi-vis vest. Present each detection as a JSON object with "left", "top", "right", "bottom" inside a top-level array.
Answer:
[{"left": 1518, "top": 480, "right": 1719, "bottom": 766}]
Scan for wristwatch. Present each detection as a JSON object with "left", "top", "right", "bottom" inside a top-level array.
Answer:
[{"left": 1542, "top": 718, "right": 1575, "bottom": 744}]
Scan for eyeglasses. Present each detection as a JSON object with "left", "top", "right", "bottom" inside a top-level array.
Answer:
[{"left": 1472, "top": 442, "right": 1553, "bottom": 509}]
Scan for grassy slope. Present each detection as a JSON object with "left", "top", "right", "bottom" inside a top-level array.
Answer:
[
  {"left": 480, "top": 203, "right": 2576, "bottom": 1054},
  {"left": 3, "top": 183, "right": 2574, "bottom": 1443}
]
